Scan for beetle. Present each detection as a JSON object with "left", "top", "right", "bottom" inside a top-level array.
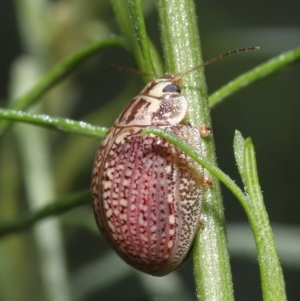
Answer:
[{"left": 91, "top": 47, "right": 259, "bottom": 276}]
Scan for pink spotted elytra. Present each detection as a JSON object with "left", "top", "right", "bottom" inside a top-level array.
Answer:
[{"left": 92, "top": 46, "right": 259, "bottom": 276}]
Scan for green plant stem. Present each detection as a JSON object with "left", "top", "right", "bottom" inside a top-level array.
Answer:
[
  {"left": 0, "top": 37, "right": 128, "bottom": 135},
  {"left": 0, "top": 109, "right": 107, "bottom": 139},
  {"left": 111, "top": 0, "right": 163, "bottom": 78},
  {"left": 0, "top": 190, "right": 90, "bottom": 238},
  {"left": 209, "top": 47, "right": 300, "bottom": 108},
  {"left": 127, "top": 0, "right": 154, "bottom": 74},
  {"left": 111, "top": 0, "right": 143, "bottom": 65},
  {"left": 243, "top": 139, "right": 287, "bottom": 301},
  {"left": 234, "top": 131, "right": 287, "bottom": 300},
  {"left": 156, "top": 1, "right": 233, "bottom": 300}
]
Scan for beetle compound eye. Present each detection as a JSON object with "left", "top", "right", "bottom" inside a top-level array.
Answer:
[{"left": 162, "top": 83, "right": 181, "bottom": 93}]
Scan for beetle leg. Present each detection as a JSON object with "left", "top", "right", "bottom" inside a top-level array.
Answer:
[
  {"left": 199, "top": 124, "right": 213, "bottom": 137},
  {"left": 203, "top": 176, "right": 213, "bottom": 188}
]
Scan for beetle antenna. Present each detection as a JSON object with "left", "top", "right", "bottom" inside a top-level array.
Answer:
[
  {"left": 175, "top": 46, "right": 260, "bottom": 80},
  {"left": 110, "top": 64, "right": 156, "bottom": 80}
]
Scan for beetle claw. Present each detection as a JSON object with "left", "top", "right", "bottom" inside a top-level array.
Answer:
[{"left": 199, "top": 124, "right": 213, "bottom": 137}]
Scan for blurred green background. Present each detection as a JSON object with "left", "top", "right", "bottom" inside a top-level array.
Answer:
[{"left": 0, "top": 0, "right": 299, "bottom": 301}]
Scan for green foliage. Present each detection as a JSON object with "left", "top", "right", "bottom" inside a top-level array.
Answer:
[{"left": 1, "top": 0, "right": 299, "bottom": 300}]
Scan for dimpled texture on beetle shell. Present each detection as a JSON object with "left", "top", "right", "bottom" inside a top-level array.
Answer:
[{"left": 92, "top": 124, "right": 203, "bottom": 276}]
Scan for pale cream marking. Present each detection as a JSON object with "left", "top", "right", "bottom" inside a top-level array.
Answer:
[
  {"left": 159, "top": 178, "right": 168, "bottom": 185},
  {"left": 125, "top": 169, "right": 132, "bottom": 177},
  {"left": 164, "top": 165, "right": 171, "bottom": 173},
  {"left": 143, "top": 138, "right": 153, "bottom": 144},
  {"left": 120, "top": 214, "right": 127, "bottom": 220},
  {"left": 168, "top": 240, "right": 174, "bottom": 248},
  {"left": 106, "top": 168, "right": 114, "bottom": 179},
  {"left": 106, "top": 209, "right": 113, "bottom": 218},
  {"left": 139, "top": 216, "right": 147, "bottom": 226},
  {"left": 114, "top": 131, "right": 129, "bottom": 144},
  {"left": 150, "top": 225, "right": 157, "bottom": 232},
  {"left": 122, "top": 179, "right": 130, "bottom": 186},
  {"left": 103, "top": 191, "right": 109, "bottom": 199},
  {"left": 148, "top": 81, "right": 171, "bottom": 97},
  {"left": 117, "top": 164, "right": 125, "bottom": 170},
  {"left": 167, "top": 193, "right": 173, "bottom": 203},
  {"left": 169, "top": 229, "right": 175, "bottom": 235},
  {"left": 140, "top": 234, "right": 148, "bottom": 242},
  {"left": 103, "top": 181, "right": 112, "bottom": 189},
  {"left": 127, "top": 162, "right": 135, "bottom": 170},
  {"left": 150, "top": 233, "right": 157, "bottom": 240},
  {"left": 108, "top": 221, "right": 115, "bottom": 232},
  {"left": 120, "top": 199, "right": 128, "bottom": 206},
  {"left": 117, "top": 96, "right": 160, "bottom": 126}
]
